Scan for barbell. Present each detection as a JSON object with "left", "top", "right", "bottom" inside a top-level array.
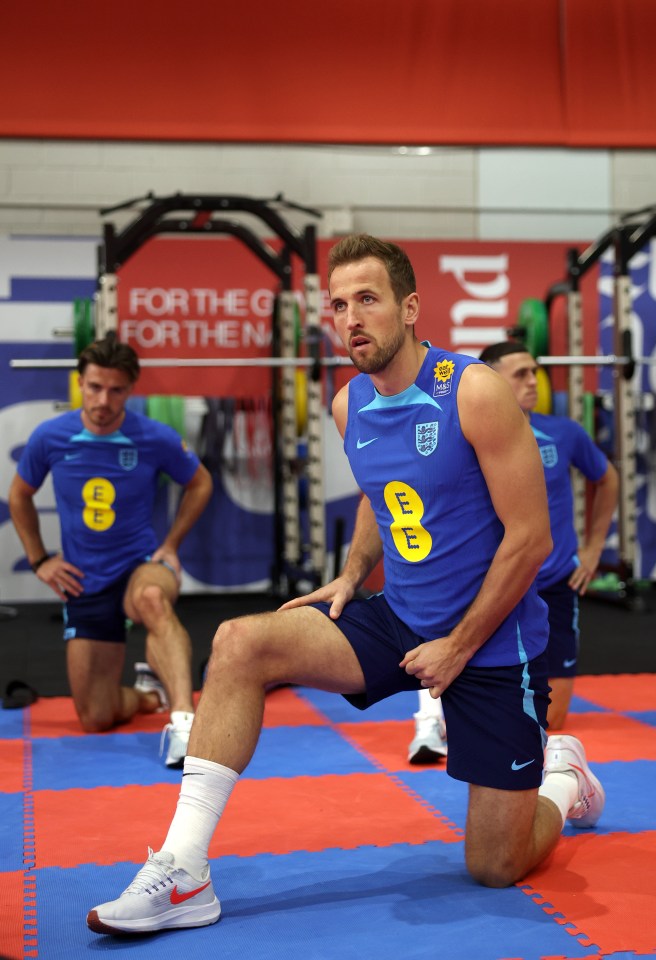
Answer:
[
  {"left": 9, "top": 354, "right": 656, "bottom": 369},
  {"left": 10, "top": 356, "right": 350, "bottom": 368}
]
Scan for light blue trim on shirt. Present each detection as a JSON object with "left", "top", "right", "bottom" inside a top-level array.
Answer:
[
  {"left": 530, "top": 426, "right": 555, "bottom": 442},
  {"left": 70, "top": 428, "right": 135, "bottom": 445},
  {"left": 359, "top": 384, "right": 442, "bottom": 413}
]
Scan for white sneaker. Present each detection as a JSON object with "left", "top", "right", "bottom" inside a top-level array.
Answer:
[
  {"left": 408, "top": 714, "right": 448, "bottom": 764},
  {"left": 544, "top": 734, "right": 605, "bottom": 828},
  {"left": 87, "top": 848, "right": 220, "bottom": 935},
  {"left": 134, "top": 662, "right": 169, "bottom": 712},
  {"left": 160, "top": 711, "right": 194, "bottom": 768}
]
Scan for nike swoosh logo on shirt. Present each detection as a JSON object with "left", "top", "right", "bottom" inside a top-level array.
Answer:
[
  {"left": 563, "top": 658, "right": 577, "bottom": 668},
  {"left": 511, "top": 759, "right": 535, "bottom": 771},
  {"left": 170, "top": 881, "right": 211, "bottom": 904},
  {"left": 357, "top": 438, "right": 378, "bottom": 449}
]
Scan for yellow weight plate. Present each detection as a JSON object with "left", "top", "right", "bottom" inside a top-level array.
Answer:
[
  {"left": 295, "top": 370, "right": 308, "bottom": 435},
  {"left": 68, "top": 370, "right": 83, "bottom": 409},
  {"left": 533, "top": 366, "right": 552, "bottom": 414}
]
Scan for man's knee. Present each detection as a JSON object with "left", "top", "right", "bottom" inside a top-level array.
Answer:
[
  {"left": 206, "top": 616, "right": 269, "bottom": 679},
  {"left": 131, "top": 582, "right": 171, "bottom": 624},
  {"left": 76, "top": 703, "right": 116, "bottom": 734},
  {"left": 465, "top": 850, "right": 521, "bottom": 889},
  {"left": 212, "top": 617, "right": 254, "bottom": 660}
]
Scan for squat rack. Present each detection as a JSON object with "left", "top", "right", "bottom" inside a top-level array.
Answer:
[
  {"left": 541, "top": 206, "right": 656, "bottom": 606},
  {"left": 97, "top": 192, "right": 326, "bottom": 595}
]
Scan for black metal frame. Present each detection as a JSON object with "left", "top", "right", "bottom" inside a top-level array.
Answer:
[
  {"left": 542, "top": 206, "right": 656, "bottom": 609},
  {"left": 97, "top": 193, "right": 321, "bottom": 595}
]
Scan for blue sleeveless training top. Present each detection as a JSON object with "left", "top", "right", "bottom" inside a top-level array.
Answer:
[{"left": 344, "top": 345, "right": 547, "bottom": 667}]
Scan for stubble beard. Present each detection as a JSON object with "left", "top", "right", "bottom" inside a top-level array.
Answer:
[
  {"left": 349, "top": 322, "right": 406, "bottom": 375},
  {"left": 84, "top": 406, "right": 123, "bottom": 433}
]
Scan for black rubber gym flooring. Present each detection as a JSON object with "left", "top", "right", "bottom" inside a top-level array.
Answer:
[{"left": 1, "top": 587, "right": 655, "bottom": 700}]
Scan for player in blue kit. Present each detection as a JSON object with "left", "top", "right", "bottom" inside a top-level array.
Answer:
[
  {"left": 408, "top": 341, "right": 619, "bottom": 759},
  {"left": 87, "top": 236, "right": 605, "bottom": 936},
  {"left": 479, "top": 341, "right": 619, "bottom": 727},
  {"left": 9, "top": 336, "right": 212, "bottom": 767}
]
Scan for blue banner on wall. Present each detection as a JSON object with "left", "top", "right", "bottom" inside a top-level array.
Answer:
[{"left": 598, "top": 243, "right": 656, "bottom": 579}]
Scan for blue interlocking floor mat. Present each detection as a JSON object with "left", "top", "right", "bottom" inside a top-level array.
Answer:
[{"left": 2, "top": 676, "right": 655, "bottom": 960}]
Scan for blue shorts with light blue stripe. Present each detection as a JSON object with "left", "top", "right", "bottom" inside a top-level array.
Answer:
[{"left": 312, "top": 593, "right": 550, "bottom": 790}]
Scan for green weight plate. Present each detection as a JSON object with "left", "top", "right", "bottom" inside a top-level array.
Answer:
[
  {"left": 146, "top": 395, "right": 168, "bottom": 424},
  {"left": 73, "top": 297, "right": 94, "bottom": 356},
  {"left": 294, "top": 301, "right": 302, "bottom": 356},
  {"left": 147, "top": 395, "right": 186, "bottom": 438},
  {"left": 168, "top": 396, "right": 186, "bottom": 438},
  {"left": 582, "top": 391, "right": 595, "bottom": 438},
  {"left": 518, "top": 298, "right": 549, "bottom": 357}
]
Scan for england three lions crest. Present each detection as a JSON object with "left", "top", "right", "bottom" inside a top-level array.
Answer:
[
  {"left": 539, "top": 444, "right": 558, "bottom": 468},
  {"left": 119, "top": 448, "right": 138, "bottom": 471},
  {"left": 416, "top": 421, "right": 438, "bottom": 456}
]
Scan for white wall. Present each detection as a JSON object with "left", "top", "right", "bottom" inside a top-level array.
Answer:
[
  {"left": 1, "top": 139, "right": 655, "bottom": 241},
  {"left": 2, "top": 139, "right": 656, "bottom": 599}
]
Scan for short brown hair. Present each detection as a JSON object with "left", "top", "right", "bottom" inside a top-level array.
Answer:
[
  {"left": 77, "top": 335, "right": 140, "bottom": 383},
  {"left": 327, "top": 234, "right": 416, "bottom": 304}
]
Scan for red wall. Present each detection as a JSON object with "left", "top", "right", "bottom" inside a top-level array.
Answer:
[{"left": 2, "top": 0, "right": 655, "bottom": 147}]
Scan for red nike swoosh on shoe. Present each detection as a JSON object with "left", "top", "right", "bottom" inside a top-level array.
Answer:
[{"left": 170, "top": 881, "right": 211, "bottom": 904}]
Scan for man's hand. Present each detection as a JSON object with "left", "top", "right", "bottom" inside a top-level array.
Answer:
[
  {"left": 279, "top": 575, "right": 357, "bottom": 620},
  {"left": 400, "top": 637, "right": 469, "bottom": 698},
  {"left": 36, "top": 555, "right": 84, "bottom": 601},
  {"left": 150, "top": 545, "right": 182, "bottom": 584},
  {"left": 568, "top": 545, "right": 602, "bottom": 595}
]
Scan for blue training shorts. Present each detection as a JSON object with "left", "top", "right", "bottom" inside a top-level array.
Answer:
[
  {"left": 312, "top": 593, "right": 550, "bottom": 790},
  {"left": 62, "top": 556, "right": 177, "bottom": 643},
  {"left": 538, "top": 576, "right": 579, "bottom": 678},
  {"left": 63, "top": 568, "right": 134, "bottom": 643}
]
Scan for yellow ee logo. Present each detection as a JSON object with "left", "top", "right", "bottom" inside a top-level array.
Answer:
[
  {"left": 82, "top": 477, "right": 116, "bottom": 531},
  {"left": 383, "top": 481, "right": 432, "bottom": 561}
]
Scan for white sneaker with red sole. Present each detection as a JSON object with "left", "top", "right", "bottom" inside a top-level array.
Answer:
[
  {"left": 544, "top": 734, "right": 605, "bottom": 828},
  {"left": 87, "top": 848, "right": 220, "bottom": 935}
]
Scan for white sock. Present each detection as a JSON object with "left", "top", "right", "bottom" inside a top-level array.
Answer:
[
  {"left": 415, "top": 689, "right": 444, "bottom": 720},
  {"left": 539, "top": 771, "right": 578, "bottom": 826},
  {"left": 170, "top": 710, "right": 194, "bottom": 725},
  {"left": 161, "top": 756, "right": 239, "bottom": 877}
]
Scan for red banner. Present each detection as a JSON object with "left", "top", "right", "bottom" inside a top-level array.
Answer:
[{"left": 117, "top": 236, "right": 599, "bottom": 398}]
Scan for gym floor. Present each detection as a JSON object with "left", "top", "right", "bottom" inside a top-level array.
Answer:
[
  {"left": 1, "top": 588, "right": 655, "bottom": 960},
  {"left": 2, "top": 588, "right": 655, "bottom": 699}
]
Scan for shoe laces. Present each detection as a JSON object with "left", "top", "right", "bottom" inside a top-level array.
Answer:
[{"left": 124, "top": 849, "right": 175, "bottom": 896}]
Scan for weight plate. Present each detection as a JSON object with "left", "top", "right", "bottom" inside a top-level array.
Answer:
[
  {"left": 73, "top": 298, "right": 94, "bottom": 356},
  {"left": 533, "top": 366, "right": 552, "bottom": 415},
  {"left": 68, "top": 370, "right": 83, "bottom": 410},
  {"left": 582, "top": 391, "right": 595, "bottom": 437},
  {"left": 295, "top": 370, "right": 308, "bottom": 435},
  {"left": 518, "top": 298, "right": 549, "bottom": 357}
]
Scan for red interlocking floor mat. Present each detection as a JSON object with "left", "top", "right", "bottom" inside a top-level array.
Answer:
[{"left": 1, "top": 677, "right": 655, "bottom": 960}]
